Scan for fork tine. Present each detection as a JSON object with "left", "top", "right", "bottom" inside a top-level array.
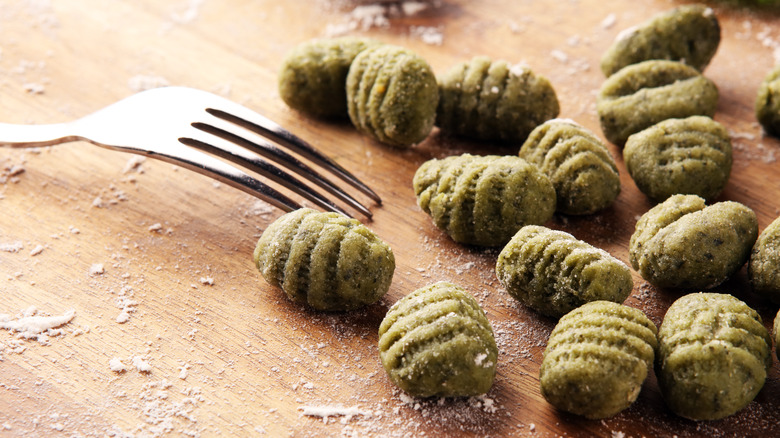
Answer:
[
  {"left": 205, "top": 108, "right": 382, "bottom": 205},
  {"left": 141, "top": 143, "right": 302, "bottom": 213},
  {"left": 191, "top": 121, "right": 373, "bottom": 218},
  {"left": 178, "top": 134, "right": 354, "bottom": 218}
]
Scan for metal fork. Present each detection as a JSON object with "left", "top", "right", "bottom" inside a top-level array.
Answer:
[{"left": 0, "top": 86, "right": 380, "bottom": 218}]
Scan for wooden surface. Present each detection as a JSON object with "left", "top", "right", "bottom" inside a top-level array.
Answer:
[{"left": 2, "top": 1, "right": 780, "bottom": 436}]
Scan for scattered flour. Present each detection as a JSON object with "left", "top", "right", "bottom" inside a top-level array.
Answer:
[
  {"left": 170, "top": 0, "right": 206, "bottom": 24},
  {"left": 601, "top": 13, "right": 617, "bottom": 30},
  {"left": 115, "top": 286, "right": 138, "bottom": 324},
  {"left": 0, "top": 307, "right": 76, "bottom": 343},
  {"left": 128, "top": 75, "right": 170, "bottom": 92},
  {"left": 323, "top": 0, "right": 445, "bottom": 45},
  {"left": 29, "top": 244, "right": 45, "bottom": 256},
  {"left": 0, "top": 241, "right": 24, "bottom": 253},
  {"left": 132, "top": 355, "right": 152, "bottom": 373},
  {"left": 109, "top": 357, "right": 128, "bottom": 372},
  {"left": 300, "top": 405, "right": 373, "bottom": 423},
  {"left": 89, "top": 263, "right": 106, "bottom": 276},
  {"left": 123, "top": 156, "right": 147, "bottom": 174}
]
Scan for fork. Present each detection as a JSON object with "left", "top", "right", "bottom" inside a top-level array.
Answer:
[{"left": 0, "top": 86, "right": 380, "bottom": 218}]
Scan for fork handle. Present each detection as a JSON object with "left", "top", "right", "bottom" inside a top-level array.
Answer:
[{"left": 0, "top": 122, "right": 81, "bottom": 148}]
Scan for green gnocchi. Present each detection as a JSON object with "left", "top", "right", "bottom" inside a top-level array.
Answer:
[
  {"left": 496, "top": 225, "right": 633, "bottom": 318},
  {"left": 254, "top": 208, "right": 395, "bottom": 311},
  {"left": 519, "top": 119, "right": 621, "bottom": 215},
  {"left": 623, "top": 116, "right": 732, "bottom": 202},
  {"left": 346, "top": 44, "right": 439, "bottom": 147},
  {"left": 278, "top": 37, "right": 381, "bottom": 118},
  {"left": 597, "top": 60, "right": 718, "bottom": 146},
  {"left": 413, "top": 154, "right": 556, "bottom": 247},
  {"left": 540, "top": 301, "right": 657, "bottom": 419},
  {"left": 436, "top": 56, "right": 559, "bottom": 142},
  {"left": 629, "top": 194, "right": 758, "bottom": 289},
  {"left": 657, "top": 293, "right": 772, "bottom": 420},
  {"left": 378, "top": 281, "right": 498, "bottom": 398},
  {"left": 600, "top": 4, "right": 720, "bottom": 77}
]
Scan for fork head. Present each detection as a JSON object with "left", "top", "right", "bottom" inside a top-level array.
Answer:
[{"left": 73, "top": 86, "right": 379, "bottom": 218}]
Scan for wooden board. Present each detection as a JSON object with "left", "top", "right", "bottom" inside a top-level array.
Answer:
[{"left": 2, "top": 0, "right": 780, "bottom": 436}]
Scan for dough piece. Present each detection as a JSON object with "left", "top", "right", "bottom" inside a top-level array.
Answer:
[
  {"left": 749, "top": 215, "right": 780, "bottom": 302},
  {"left": 597, "top": 60, "right": 718, "bottom": 146},
  {"left": 413, "top": 154, "right": 556, "bottom": 247},
  {"left": 657, "top": 293, "right": 771, "bottom": 420},
  {"left": 601, "top": 4, "right": 720, "bottom": 76},
  {"left": 346, "top": 44, "right": 438, "bottom": 147},
  {"left": 629, "top": 194, "right": 758, "bottom": 289},
  {"left": 756, "top": 64, "right": 780, "bottom": 137},
  {"left": 623, "top": 116, "right": 732, "bottom": 202},
  {"left": 540, "top": 301, "right": 657, "bottom": 419},
  {"left": 278, "top": 37, "right": 381, "bottom": 118},
  {"left": 519, "top": 119, "right": 621, "bottom": 215},
  {"left": 378, "top": 281, "right": 498, "bottom": 397},
  {"left": 253, "top": 208, "right": 395, "bottom": 311},
  {"left": 774, "top": 310, "right": 780, "bottom": 362},
  {"left": 436, "top": 56, "right": 559, "bottom": 142},
  {"left": 496, "top": 225, "right": 633, "bottom": 318}
]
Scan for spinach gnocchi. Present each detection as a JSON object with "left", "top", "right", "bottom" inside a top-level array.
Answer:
[
  {"left": 657, "top": 293, "right": 772, "bottom": 420},
  {"left": 600, "top": 4, "right": 720, "bottom": 77},
  {"left": 278, "top": 37, "right": 381, "bottom": 118},
  {"left": 253, "top": 208, "right": 395, "bottom": 311},
  {"left": 378, "top": 281, "right": 498, "bottom": 397},
  {"left": 629, "top": 194, "right": 758, "bottom": 290},
  {"left": 749, "top": 215, "right": 780, "bottom": 302},
  {"left": 413, "top": 154, "right": 556, "bottom": 247},
  {"left": 346, "top": 44, "right": 439, "bottom": 147},
  {"left": 540, "top": 301, "right": 657, "bottom": 419},
  {"left": 597, "top": 60, "right": 718, "bottom": 146},
  {"left": 496, "top": 225, "right": 633, "bottom": 318},
  {"left": 756, "top": 64, "right": 780, "bottom": 137},
  {"left": 519, "top": 119, "right": 621, "bottom": 215},
  {"left": 623, "top": 116, "right": 732, "bottom": 202},
  {"left": 436, "top": 56, "right": 559, "bottom": 142}
]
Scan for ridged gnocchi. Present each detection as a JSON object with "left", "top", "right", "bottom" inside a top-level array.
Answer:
[
  {"left": 496, "top": 225, "right": 633, "bottom": 318},
  {"left": 413, "top": 154, "right": 556, "bottom": 247},
  {"left": 540, "top": 301, "right": 657, "bottom": 419},
  {"left": 597, "top": 60, "right": 718, "bottom": 146},
  {"left": 436, "top": 56, "right": 559, "bottom": 142},
  {"left": 657, "top": 293, "right": 772, "bottom": 420},
  {"left": 519, "top": 119, "right": 620, "bottom": 215},
  {"left": 346, "top": 44, "right": 439, "bottom": 147},
  {"left": 378, "top": 281, "right": 498, "bottom": 397},
  {"left": 253, "top": 208, "right": 395, "bottom": 311}
]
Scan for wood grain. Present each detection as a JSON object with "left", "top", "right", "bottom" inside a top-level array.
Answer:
[{"left": 2, "top": 0, "right": 780, "bottom": 436}]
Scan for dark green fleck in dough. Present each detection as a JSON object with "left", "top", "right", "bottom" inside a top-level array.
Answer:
[
  {"left": 749, "top": 215, "right": 780, "bottom": 302},
  {"left": 346, "top": 44, "right": 439, "bottom": 147},
  {"left": 756, "top": 64, "right": 780, "bottom": 137},
  {"left": 657, "top": 293, "right": 771, "bottom": 421},
  {"left": 629, "top": 194, "right": 758, "bottom": 290},
  {"left": 601, "top": 4, "right": 720, "bottom": 76},
  {"left": 413, "top": 154, "right": 556, "bottom": 247},
  {"left": 378, "top": 281, "right": 498, "bottom": 398},
  {"left": 436, "top": 56, "right": 560, "bottom": 142},
  {"left": 253, "top": 208, "right": 395, "bottom": 311},
  {"left": 519, "top": 119, "right": 621, "bottom": 215},
  {"left": 624, "top": 116, "right": 732, "bottom": 202},
  {"left": 496, "top": 225, "right": 633, "bottom": 318},
  {"left": 540, "top": 301, "right": 657, "bottom": 419},
  {"left": 278, "top": 37, "right": 381, "bottom": 118},
  {"left": 597, "top": 60, "right": 718, "bottom": 146}
]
